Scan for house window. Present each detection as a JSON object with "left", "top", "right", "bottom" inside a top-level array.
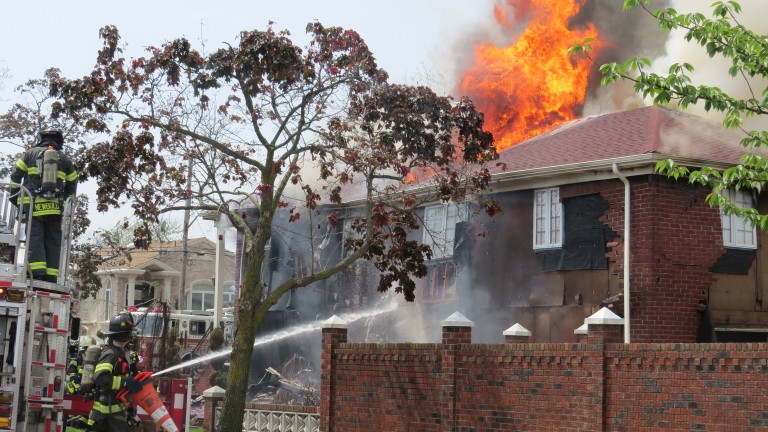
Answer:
[
  {"left": 423, "top": 203, "right": 462, "bottom": 260},
  {"left": 222, "top": 283, "right": 236, "bottom": 308},
  {"left": 190, "top": 282, "right": 235, "bottom": 310},
  {"left": 190, "top": 283, "right": 214, "bottom": 311},
  {"left": 721, "top": 188, "right": 757, "bottom": 249},
  {"left": 533, "top": 188, "right": 562, "bottom": 249}
]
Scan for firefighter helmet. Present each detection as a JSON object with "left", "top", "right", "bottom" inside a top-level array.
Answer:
[
  {"left": 38, "top": 130, "right": 64, "bottom": 150},
  {"left": 102, "top": 313, "right": 135, "bottom": 341}
]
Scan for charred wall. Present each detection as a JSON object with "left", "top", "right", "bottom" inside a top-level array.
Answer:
[{"left": 445, "top": 184, "right": 623, "bottom": 343}]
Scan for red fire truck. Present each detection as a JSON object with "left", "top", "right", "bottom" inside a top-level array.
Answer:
[{"left": 0, "top": 183, "right": 78, "bottom": 431}]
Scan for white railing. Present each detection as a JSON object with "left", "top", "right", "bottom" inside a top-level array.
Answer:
[{"left": 215, "top": 406, "right": 320, "bottom": 432}]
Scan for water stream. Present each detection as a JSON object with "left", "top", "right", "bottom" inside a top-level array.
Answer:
[{"left": 153, "top": 301, "right": 397, "bottom": 377}]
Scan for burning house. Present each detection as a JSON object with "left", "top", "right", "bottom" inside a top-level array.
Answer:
[
  {"left": 243, "top": 104, "right": 767, "bottom": 353},
  {"left": 361, "top": 104, "right": 768, "bottom": 345}
]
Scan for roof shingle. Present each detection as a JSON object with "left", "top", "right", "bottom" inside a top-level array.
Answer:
[{"left": 491, "top": 105, "right": 749, "bottom": 174}]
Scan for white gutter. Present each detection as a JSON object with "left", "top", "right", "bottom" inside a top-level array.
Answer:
[{"left": 612, "top": 163, "right": 631, "bottom": 343}]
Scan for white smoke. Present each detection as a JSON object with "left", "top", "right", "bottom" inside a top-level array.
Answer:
[{"left": 648, "top": 0, "right": 768, "bottom": 129}]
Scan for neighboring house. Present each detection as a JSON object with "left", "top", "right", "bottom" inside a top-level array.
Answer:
[
  {"left": 257, "top": 105, "right": 768, "bottom": 345},
  {"left": 76, "top": 237, "right": 236, "bottom": 337}
]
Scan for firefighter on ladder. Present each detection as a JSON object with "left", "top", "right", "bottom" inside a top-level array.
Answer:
[
  {"left": 8, "top": 130, "right": 78, "bottom": 282},
  {"left": 86, "top": 313, "right": 143, "bottom": 432}
]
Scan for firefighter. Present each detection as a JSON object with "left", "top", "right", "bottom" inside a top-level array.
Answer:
[
  {"left": 8, "top": 130, "right": 78, "bottom": 282},
  {"left": 66, "top": 355, "right": 82, "bottom": 395},
  {"left": 86, "top": 314, "right": 143, "bottom": 432}
]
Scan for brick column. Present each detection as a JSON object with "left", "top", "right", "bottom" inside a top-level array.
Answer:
[
  {"left": 441, "top": 312, "right": 473, "bottom": 432},
  {"left": 574, "top": 322, "right": 588, "bottom": 343},
  {"left": 202, "top": 385, "right": 225, "bottom": 432},
  {"left": 503, "top": 323, "right": 531, "bottom": 343},
  {"left": 586, "top": 307, "right": 624, "bottom": 345},
  {"left": 584, "top": 307, "right": 624, "bottom": 431},
  {"left": 320, "top": 315, "right": 348, "bottom": 432}
]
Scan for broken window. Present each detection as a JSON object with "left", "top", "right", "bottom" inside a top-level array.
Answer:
[
  {"left": 422, "top": 203, "right": 463, "bottom": 260},
  {"left": 537, "top": 193, "right": 617, "bottom": 271},
  {"left": 533, "top": 187, "right": 562, "bottom": 249},
  {"left": 721, "top": 188, "right": 756, "bottom": 249}
]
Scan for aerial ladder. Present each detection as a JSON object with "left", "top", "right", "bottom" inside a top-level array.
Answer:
[{"left": 0, "top": 182, "right": 77, "bottom": 432}]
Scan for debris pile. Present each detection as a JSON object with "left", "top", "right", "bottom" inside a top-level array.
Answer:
[{"left": 247, "top": 353, "right": 318, "bottom": 406}]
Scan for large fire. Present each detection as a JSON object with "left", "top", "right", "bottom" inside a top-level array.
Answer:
[{"left": 459, "top": 0, "right": 601, "bottom": 151}]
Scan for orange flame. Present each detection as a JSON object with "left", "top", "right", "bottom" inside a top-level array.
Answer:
[{"left": 459, "top": 0, "right": 601, "bottom": 151}]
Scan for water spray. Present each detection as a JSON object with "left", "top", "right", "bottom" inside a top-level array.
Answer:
[{"left": 153, "top": 300, "right": 398, "bottom": 377}]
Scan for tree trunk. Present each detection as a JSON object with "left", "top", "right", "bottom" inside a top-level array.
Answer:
[{"left": 217, "top": 247, "right": 265, "bottom": 432}]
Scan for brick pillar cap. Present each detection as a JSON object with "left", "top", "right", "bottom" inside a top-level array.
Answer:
[
  {"left": 441, "top": 311, "right": 474, "bottom": 327},
  {"left": 584, "top": 307, "right": 624, "bottom": 326},
  {"left": 574, "top": 322, "right": 589, "bottom": 335},
  {"left": 203, "top": 386, "right": 226, "bottom": 398},
  {"left": 321, "top": 314, "right": 349, "bottom": 329},
  {"left": 503, "top": 323, "right": 531, "bottom": 336}
]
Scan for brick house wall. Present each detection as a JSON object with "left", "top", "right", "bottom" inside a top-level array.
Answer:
[
  {"left": 610, "top": 177, "right": 722, "bottom": 342},
  {"left": 563, "top": 176, "right": 727, "bottom": 343}
]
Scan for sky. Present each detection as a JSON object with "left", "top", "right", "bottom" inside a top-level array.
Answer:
[
  {"left": 0, "top": 0, "right": 494, "bottom": 240},
  {"left": 0, "top": 1, "right": 492, "bottom": 98}
]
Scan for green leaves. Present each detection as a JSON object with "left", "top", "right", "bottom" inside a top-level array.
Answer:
[{"left": 567, "top": 38, "right": 595, "bottom": 55}]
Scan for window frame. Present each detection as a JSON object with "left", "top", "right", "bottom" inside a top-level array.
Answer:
[
  {"left": 533, "top": 187, "right": 563, "bottom": 250},
  {"left": 422, "top": 203, "right": 463, "bottom": 260},
  {"left": 721, "top": 188, "right": 757, "bottom": 250},
  {"left": 190, "top": 283, "right": 215, "bottom": 311}
]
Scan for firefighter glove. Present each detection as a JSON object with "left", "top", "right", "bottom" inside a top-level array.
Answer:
[{"left": 124, "top": 377, "right": 143, "bottom": 393}]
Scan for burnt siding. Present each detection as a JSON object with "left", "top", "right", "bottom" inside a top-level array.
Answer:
[
  {"left": 470, "top": 191, "right": 538, "bottom": 308},
  {"left": 466, "top": 189, "right": 618, "bottom": 342},
  {"left": 709, "top": 248, "right": 756, "bottom": 274},
  {"left": 537, "top": 193, "right": 618, "bottom": 271}
]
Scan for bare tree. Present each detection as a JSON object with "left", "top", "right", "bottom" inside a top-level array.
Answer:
[{"left": 48, "top": 23, "right": 500, "bottom": 431}]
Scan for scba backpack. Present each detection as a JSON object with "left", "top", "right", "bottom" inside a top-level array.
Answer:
[{"left": 38, "top": 145, "right": 62, "bottom": 198}]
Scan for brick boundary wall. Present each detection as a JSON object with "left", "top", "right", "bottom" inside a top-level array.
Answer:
[
  {"left": 204, "top": 312, "right": 768, "bottom": 431},
  {"left": 318, "top": 312, "right": 768, "bottom": 432}
]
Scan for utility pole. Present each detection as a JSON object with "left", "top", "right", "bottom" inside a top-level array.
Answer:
[{"left": 179, "top": 158, "right": 193, "bottom": 310}]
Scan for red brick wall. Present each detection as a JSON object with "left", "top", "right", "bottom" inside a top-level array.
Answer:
[
  {"left": 319, "top": 324, "right": 768, "bottom": 432},
  {"left": 453, "top": 343, "right": 599, "bottom": 431},
  {"left": 605, "top": 343, "right": 768, "bottom": 430},
  {"left": 327, "top": 343, "right": 444, "bottom": 431},
  {"left": 566, "top": 177, "right": 726, "bottom": 342}
]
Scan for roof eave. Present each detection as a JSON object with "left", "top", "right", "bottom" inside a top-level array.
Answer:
[
  {"left": 341, "top": 152, "right": 737, "bottom": 206},
  {"left": 476, "top": 152, "right": 737, "bottom": 193}
]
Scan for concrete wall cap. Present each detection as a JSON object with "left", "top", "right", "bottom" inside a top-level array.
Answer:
[
  {"left": 203, "top": 386, "right": 226, "bottom": 398},
  {"left": 503, "top": 323, "right": 531, "bottom": 336},
  {"left": 574, "top": 323, "right": 589, "bottom": 335},
  {"left": 584, "top": 307, "right": 624, "bottom": 326},
  {"left": 441, "top": 311, "right": 474, "bottom": 327},
  {"left": 321, "top": 314, "right": 349, "bottom": 329}
]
